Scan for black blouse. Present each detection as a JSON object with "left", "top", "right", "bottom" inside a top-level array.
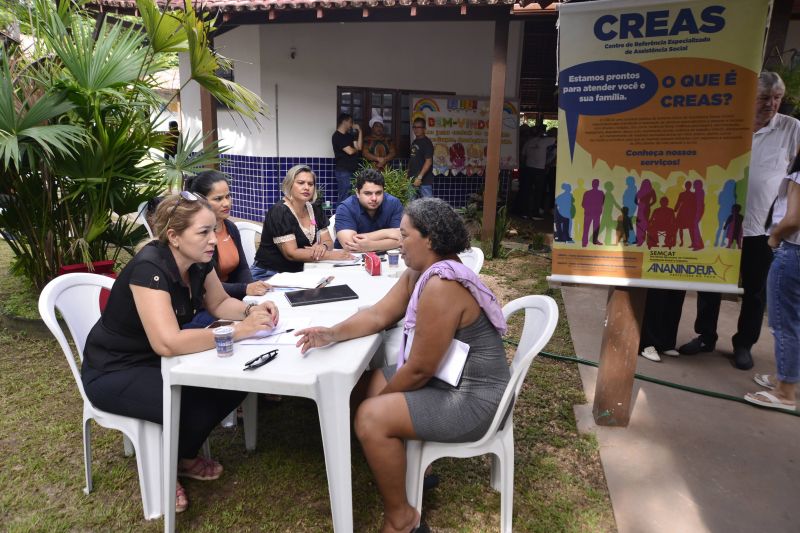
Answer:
[
  {"left": 82, "top": 241, "right": 213, "bottom": 372},
  {"left": 254, "top": 202, "right": 329, "bottom": 273}
]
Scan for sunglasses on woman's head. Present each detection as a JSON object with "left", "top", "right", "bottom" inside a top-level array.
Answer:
[{"left": 165, "top": 190, "right": 201, "bottom": 230}]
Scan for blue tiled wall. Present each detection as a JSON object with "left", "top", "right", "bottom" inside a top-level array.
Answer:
[{"left": 221, "top": 154, "right": 510, "bottom": 222}]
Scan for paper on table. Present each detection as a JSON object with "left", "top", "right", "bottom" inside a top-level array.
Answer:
[
  {"left": 403, "top": 330, "right": 470, "bottom": 387},
  {"left": 267, "top": 272, "right": 333, "bottom": 289},
  {"left": 317, "top": 258, "right": 361, "bottom": 265},
  {"left": 239, "top": 317, "right": 311, "bottom": 345}
]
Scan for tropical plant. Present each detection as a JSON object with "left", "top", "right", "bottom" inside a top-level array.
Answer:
[
  {"left": 0, "top": 0, "right": 263, "bottom": 289},
  {"left": 356, "top": 162, "right": 413, "bottom": 205}
]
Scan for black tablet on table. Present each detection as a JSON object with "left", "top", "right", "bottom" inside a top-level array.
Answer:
[{"left": 284, "top": 285, "right": 359, "bottom": 307}]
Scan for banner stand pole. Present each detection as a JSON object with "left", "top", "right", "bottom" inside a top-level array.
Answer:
[{"left": 592, "top": 286, "right": 646, "bottom": 427}]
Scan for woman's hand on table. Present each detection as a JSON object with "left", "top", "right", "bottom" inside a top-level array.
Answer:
[
  {"left": 294, "top": 326, "right": 336, "bottom": 354},
  {"left": 246, "top": 280, "right": 272, "bottom": 296},
  {"left": 306, "top": 243, "right": 328, "bottom": 261},
  {"left": 234, "top": 302, "right": 279, "bottom": 339},
  {"left": 327, "top": 249, "right": 356, "bottom": 261}
]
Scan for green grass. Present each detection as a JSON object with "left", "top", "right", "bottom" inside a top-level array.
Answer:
[{"left": 0, "top": 236, "right": 616, "bottom": 532}]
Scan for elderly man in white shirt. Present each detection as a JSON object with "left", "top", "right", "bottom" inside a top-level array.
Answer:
[{"left": 678, "top": 72, "right": 800, "bottom": 370}]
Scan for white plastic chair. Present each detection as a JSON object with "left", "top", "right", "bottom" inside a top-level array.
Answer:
[
  {"left": 38, "top": 273, "right": 164, "bottom": 519},
  {"left": 405, "top": 294, "right": 559, "bottom": 533},
  {"left": 458, "top": 246, "right": 484, "bottom": 274},
  {"left": 135, "top": 201, "right": 155, "bottom": 239},
  {"left": 235, "top": 220, "right": 261, "bottom": 268},
  {"left": 328, "top": 214, "right": 337, "bottom": 243},
  {"left": 38, "top": 273, "right": 240, "bottom": 519}
]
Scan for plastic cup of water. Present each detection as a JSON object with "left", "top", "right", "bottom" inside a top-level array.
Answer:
[
  {"left": 213, "top": 326, "right": 235, "bottom": 357},
  {"left": 387, "top": 250, "right": 400, "bottom": 267}
]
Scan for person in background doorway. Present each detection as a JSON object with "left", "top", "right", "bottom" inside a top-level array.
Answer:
[
  {"left": 164, "top": 120, "right": 179, "bottom": 161},
  {"left": 519, "top": 124, "right": 555, "bottom": 220},
  {"left": 544, "top": 127, "right": 558, "bottom": 213},
  {"left": 332, "top": 113, "right": 362, "bottom": 204},
  {"left": 363, "top": 111, "right": 396, "bottom": 171},
  {"left": 409, "top": 118, "right": 434, "bottom": 198}
]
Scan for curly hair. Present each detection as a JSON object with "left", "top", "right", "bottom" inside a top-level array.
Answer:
[
  {"left": 404, "top": 198, "right": 470, "bottom": 256},
  {"left": 356, "top": 168, "right": 385, "bottom": 190}
]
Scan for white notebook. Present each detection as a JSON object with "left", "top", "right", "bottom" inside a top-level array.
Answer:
[
  {"left": 267, "top": 272, "right": 333, "bottom": 289},
  {"left": 404, "top": 330, "right": 470, "bottom": 387}
]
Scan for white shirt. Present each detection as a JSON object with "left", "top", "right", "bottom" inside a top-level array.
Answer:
[
  {"left": 744, "top": 113, "right": 800, "bottom": 237},
  {"left": 770, "top": 171, "right": 800, "bottom": 245},
  {"left": 522, "top": 135, "right": 556, "bottom": 170}
]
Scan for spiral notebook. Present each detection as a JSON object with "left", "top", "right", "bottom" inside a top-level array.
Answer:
[{"left": 284, "top": 284, "right": 359, "bottom": 307}]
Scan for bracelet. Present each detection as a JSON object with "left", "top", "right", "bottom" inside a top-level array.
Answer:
[
  {"left": 321, "top": 242, "right": 330, "bottom": 250},
  {"left": 244, "top": 302, "right": 257, "bottom": 318}
]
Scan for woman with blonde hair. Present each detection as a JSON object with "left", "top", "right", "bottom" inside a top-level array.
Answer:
[{"left": 252, "top": 164, "right": 352, "bottom": 278}]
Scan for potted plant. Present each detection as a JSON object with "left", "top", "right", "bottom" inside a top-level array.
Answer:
[
  {"left": 0, "top": 0, "right": 262, "bottom": 289},
  {"left": 356, "top": 162, "right": 413, "bottom": 205},
  {"left": 773, "top": 50, "right": 800, "bottom": 117}
]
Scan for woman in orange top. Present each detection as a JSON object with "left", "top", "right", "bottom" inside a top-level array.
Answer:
[{"left": 185, "top": 170, "right": 271, "bottom": 327}]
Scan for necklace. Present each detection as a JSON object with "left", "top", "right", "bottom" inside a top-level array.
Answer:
[
  {"left": 285, "top": 199, "right": 316, "bottom": 242},
  {"left": 216, "top": 224, "right": 231, "bottom": 243}
]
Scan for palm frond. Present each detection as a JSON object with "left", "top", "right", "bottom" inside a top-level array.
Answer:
[{"left": 137, "top": 0, "right": 190, "bottom": 54}]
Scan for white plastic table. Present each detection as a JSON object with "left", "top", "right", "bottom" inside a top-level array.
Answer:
[
  {"left": 161, "top": 272, "right": 399, "bottom": 533},
  {"left": 304, "top": 252, "right": 407, "bottom": 277}
]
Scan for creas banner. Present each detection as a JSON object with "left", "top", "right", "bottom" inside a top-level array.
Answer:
[
  {"left": 410, "top": 95, "right": 519, "bottom": 176},
  {"left": 551, "top": 0, "right": 771, "bottom": 293}
]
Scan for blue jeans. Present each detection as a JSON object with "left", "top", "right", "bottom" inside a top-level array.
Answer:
[
  {"left": 418, "top": 184, "right": 433, "bottom": 198},
  {"left": 182, "top": 309, "right": 216, "bottom": 329},
  {"left": 250, "top": 263, "right": 277, "bottom": 281},
  {"left": 768, "top": 241, "right": 800, "bottom": 383},
  {"left": 336, "top": 170, "right": 354, "bottom": 204}
]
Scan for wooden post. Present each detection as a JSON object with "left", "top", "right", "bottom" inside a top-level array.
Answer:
[
  {"left": 200, "top": 87, "right": 218, "bottom": 166},
  {"left": 763, "top": 0, "right": 792, "bottom": 67},
  {"left": 480, "top": 17, "right": 509, "bottom": 245},
  {"left": 593, "top": 286, "right": 646, "bottom": 427},
  {"left": 199, "top": 37, "right": 219, "bottom": 169}
]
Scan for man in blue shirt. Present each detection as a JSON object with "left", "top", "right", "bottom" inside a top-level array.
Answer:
[{"left": 334, "top": 169, "right": 403, "bottom": 252}]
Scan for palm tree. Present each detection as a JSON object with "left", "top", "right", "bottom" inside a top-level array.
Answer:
[{"left": 0, "top": 0, "right": 263, "bottom": 289}]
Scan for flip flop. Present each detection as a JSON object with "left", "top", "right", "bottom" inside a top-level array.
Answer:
[
  {"left": 754, "top": 373, "right": 776, "bottom": 390},
  {"left": 744, "top": 391, "right": 796, "bottom": 411}
]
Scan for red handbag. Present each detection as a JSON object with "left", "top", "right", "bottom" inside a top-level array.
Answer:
[{"left": 363, "top": 252, "right": 382, "bottom": 276}]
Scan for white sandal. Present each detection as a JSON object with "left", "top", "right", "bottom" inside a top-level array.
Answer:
[
  {"left": 640, "top": 346, "right": 661, "bottom": 362},
  {"left": 744, "top": 390, "right": 796, "bottom": 411},
  {"left": 753, "top": 373, "right": 776, "bottom": 390}
]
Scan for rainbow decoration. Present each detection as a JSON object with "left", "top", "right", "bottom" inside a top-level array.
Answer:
[
  {"left": 413, "top": 98, "right": 440, "bottom": 114},
  {"left": 503, "top": 102, "right": 517, "bottom": 115}
]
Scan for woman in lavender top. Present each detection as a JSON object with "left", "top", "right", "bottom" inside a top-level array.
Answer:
[{"left": 296, "top": 198, "right": 509, "bottom": 533}]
